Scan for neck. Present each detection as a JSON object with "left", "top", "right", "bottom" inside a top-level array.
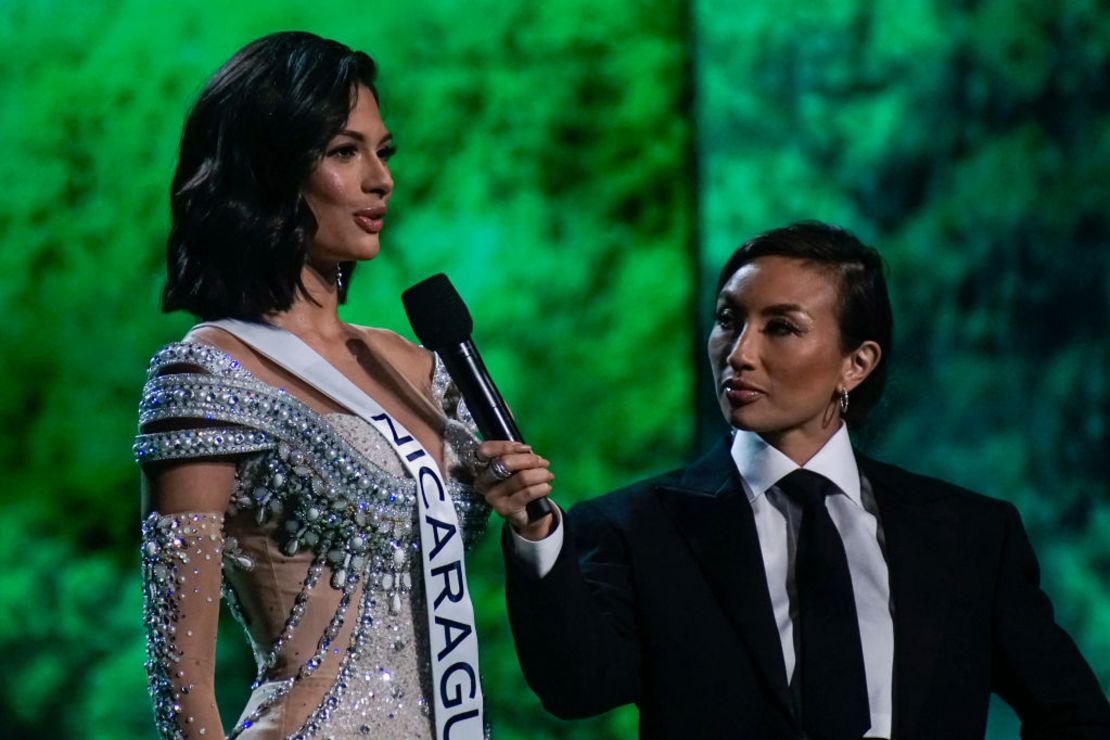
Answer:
[
  {"left": 760, "top": 415, "right": 843, "bottom": 466},
  {"left": 267, "top": 263, "right": 346, "bottom": 341}
]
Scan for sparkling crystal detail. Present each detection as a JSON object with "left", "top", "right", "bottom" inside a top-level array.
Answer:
[
  {"left": 136, "top": 343, "right": 490, "bottom": 737},
  {"left": 141, "top": 511, "right": 225, "bottom": 739}
]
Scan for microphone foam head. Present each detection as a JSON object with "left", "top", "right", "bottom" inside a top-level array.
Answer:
[{"left": 402, "top": 273, "right": 474, "bottom": 350}]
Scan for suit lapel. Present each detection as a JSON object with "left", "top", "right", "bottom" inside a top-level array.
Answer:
[
  {"left": 655, "top": 439, "right": 794, "bottom": 719},
  {"left": 652, "top": 445, "right": 961, "bottom": 732},
  {"left": 863, "top": 456, "right": 958, "bottom": 737}
]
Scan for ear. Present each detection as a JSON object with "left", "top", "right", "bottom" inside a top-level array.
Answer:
[{"left": 840, "top": 340, "right": 882, "bottom": 393}]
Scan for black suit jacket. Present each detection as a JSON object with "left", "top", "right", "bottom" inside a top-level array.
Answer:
[{"left": 504, "top": 439, "right": 1110, "bottom": 739}]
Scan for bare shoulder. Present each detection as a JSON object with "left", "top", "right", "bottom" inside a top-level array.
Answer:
[
  {"left": 179, "top": 324, "right": 314, "bottom": 403},
  {"left": 351, "top": 325, "right": 435, "bottom": 381},
  {"left": 183, "top": 325, "right": 272, "bottom": 377},
  {"left": 353, "top": 325, "right": 426, "bottom": 355}
]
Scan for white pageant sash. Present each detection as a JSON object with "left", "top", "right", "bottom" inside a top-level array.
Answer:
[{"left": 196, "top": 319, "right": 484, "bottom": 740}]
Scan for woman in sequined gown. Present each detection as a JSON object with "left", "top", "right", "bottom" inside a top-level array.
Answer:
[{"left": 136, "top": 32, "right": 511, "bottom": 739}]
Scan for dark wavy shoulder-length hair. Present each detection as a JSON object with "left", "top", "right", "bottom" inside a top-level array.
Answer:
[
  {"left": 162, "top": 31, "right": 378, "bottom": 320},
  {"left": 715, "top": 221, "right": 894, "bottom": 425}
]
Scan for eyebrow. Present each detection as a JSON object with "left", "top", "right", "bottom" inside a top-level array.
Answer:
[
  {"left": 334, "top": 130, "right": 393, "bottom": 147},
  {"left": 715, "top": 296, "right": 809, "bottom": 312},
  {"left": 761, "top": 303, "right": 812, "bottom": 318}
]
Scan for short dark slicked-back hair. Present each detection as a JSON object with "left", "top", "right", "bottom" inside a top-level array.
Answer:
[
  {"left": 715, "top": 221, "right": 894, "bottom": 424},
  {"left": 162, "top": 31, "right": 379, "bottom": 319}
]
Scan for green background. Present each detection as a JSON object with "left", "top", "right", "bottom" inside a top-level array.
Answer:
[{"left": 0, "top": 0, "right": 1106, "bottom": 737}]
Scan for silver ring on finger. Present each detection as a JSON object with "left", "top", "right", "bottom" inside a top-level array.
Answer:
[{"left": 488, "top": 457, "right": 513, "bottom": 482}]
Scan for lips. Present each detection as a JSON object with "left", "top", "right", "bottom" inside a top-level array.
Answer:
[
  {"left": 353, "top": 206, "right": 386, "bottom": 234},
  {"left": 722, "top": 379, "right": 764, "bottom": 405}
]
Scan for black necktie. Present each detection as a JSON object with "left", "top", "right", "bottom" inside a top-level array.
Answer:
[{"left": 776, "top": 469, "right": 870, "bottom": 740}]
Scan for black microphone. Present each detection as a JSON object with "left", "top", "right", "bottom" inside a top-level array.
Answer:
[{"left": 402, "top": 273, "right": 553, "bottom": 522}]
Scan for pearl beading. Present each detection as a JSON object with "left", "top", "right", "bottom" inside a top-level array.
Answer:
[
  {"left": 141, "top": 512, "right": 225, "bottom": 739},
  {"left": 136, "top": 342, "right": 489, "bottom": 738}
]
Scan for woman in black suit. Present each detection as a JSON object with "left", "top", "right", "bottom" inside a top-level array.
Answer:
[{"left": 475, "top": 221, "right": 1110, "bottom": 739}]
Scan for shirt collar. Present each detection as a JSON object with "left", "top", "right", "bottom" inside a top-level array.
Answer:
[{"left": 729, "top": 424, "right": 862, "bottom": 506}]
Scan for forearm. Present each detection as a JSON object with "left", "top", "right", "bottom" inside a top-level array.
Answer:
[
  {"left": 142, "top": 511, "right": 226, "bottom": 739},
  {"left": 503, "top": 520, "right": 641, "bottom": 718}
]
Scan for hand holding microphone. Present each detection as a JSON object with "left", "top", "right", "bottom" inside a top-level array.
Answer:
[
  {"left": 402, "top": 274, "right": 555, "bottom": 528},
  {"left": 471, "top": 439, "right": 555, "bottom": 538}
]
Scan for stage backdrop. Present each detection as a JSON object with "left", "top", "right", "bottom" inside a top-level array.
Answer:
[{"left": 0, "top": 1, "right": 1105, "bottom": 738}]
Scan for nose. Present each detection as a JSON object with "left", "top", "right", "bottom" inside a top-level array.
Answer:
[
  {"left": 363, "top": 155, "right": 393, "bottom": 198},
  {"left": 726, "top": 325, "right": 757, "bottom": 371}
]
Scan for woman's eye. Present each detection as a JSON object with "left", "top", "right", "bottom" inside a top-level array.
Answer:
[
  {"left": 329, "top": 144, "right": 358, "bottom": 159},
  {"left": 714, "top": 307, "right": 736, "bottom": 328},
  {"left": 377, "top": 144, "right": 396, "bottom": 162},
  {"left": 765, "top": 319, "right": 800, "bottom": 336}
]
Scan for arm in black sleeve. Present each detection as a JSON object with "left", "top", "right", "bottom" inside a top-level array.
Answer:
[
  {"left": 503, "top": 500, "right": 642, "bottom": 719},
  {"left": 991, "top": 502, "right": 1110, "bottom": 739}
]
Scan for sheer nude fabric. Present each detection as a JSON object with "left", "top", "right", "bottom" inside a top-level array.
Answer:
[{"left": 137, "top": 328, "right": 486, "bottom": 739}]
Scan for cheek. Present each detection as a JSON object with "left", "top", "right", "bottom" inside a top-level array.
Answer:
[
  {"left": 766, "top": 344, "right": 842, "bottom": 393},
  {"left": 305, "top": 169, "right": 347, "bottom": 210},
  {"left": 706, "top": 332, "right": 734, "bottom": 381},
  {"left": 706, "top": 332, "right": 725, "bottom": 365}
]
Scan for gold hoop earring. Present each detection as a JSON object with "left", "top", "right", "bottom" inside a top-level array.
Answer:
[{"left": 838, "top": 389, "right": 850, "bottom": 416}]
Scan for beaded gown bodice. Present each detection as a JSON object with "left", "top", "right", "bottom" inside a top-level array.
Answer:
[{"left": 136, "top": 340, "right": 489, "bottom": 739}]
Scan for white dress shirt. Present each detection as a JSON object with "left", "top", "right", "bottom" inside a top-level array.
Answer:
[
  {"left": 510, "top": 424, "right": 893, "bottom": 737},
  {"left": 732, "top": 425, "right": 892, "bottom": 738}
]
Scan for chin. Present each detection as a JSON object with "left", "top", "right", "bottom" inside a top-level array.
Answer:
[
  {"left": 731, "top": 418, "right": 770, "bottom": 434},
  {"left": 343, "top": 241, "right": 381, "bottom": 262},
  {"left": 723, "top": 405, "right": 762, "bottom": 432},
  {"left": 726, "top": 407, "right": 790, "bottom": 437},
  {"left": 315, "top": 236, "right": 381, "bottom": 264}
]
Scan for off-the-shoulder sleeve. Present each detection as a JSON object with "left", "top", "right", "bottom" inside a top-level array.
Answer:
[
  {"left": 134, "top": 342, "right": 281, "bottom": 464},
  {"left": 135, "top": 343, "right": 268, "bottom": 738}
]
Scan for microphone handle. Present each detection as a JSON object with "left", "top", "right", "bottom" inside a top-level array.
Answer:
[{"left": 439, "top": 340, "right": 553, "bottom": 522}]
